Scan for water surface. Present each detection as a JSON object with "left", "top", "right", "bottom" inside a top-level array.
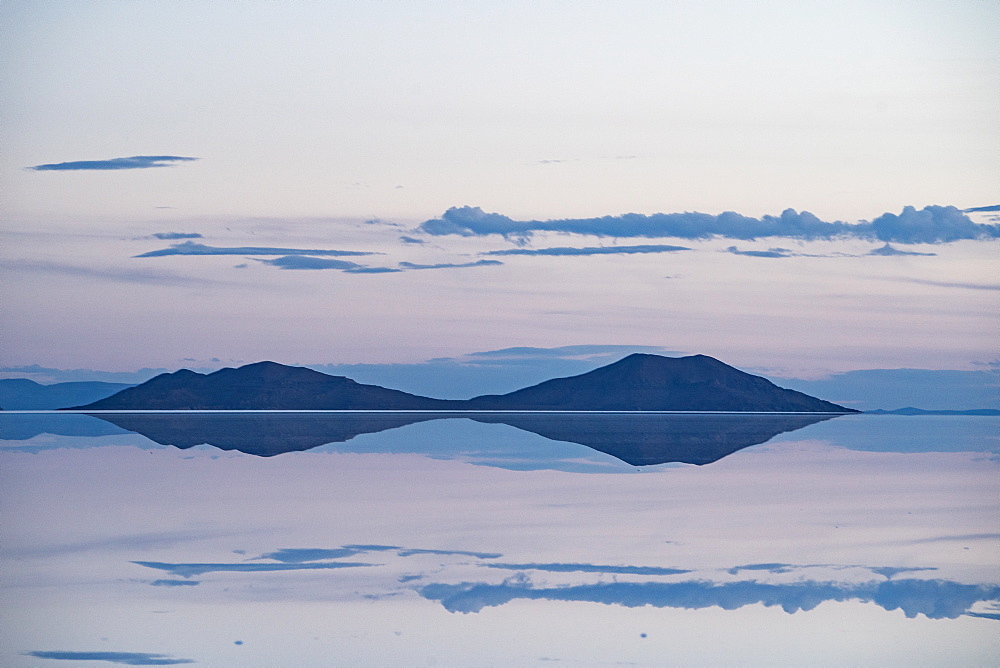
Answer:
[{"left": 2, "top": 412, "right": 997, "bottom": 666}]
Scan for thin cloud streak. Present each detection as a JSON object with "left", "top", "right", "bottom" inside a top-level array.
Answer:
[
  {"left": 398, "top": 260, "right": 503, "bottom": 270},
  {"left": 484, "top": 244, "right": 689, "bottom": 256},
  {"left": 7, "top": 259, "right": 224, "bottom": 287},
  {"left": 28, "top": 156, "right": 198, "bottom": 171},
  {"left": 151, "top": 232, "right": 202, "bottom": 240},
  {"left": 135, "top": 241, "right": 376, "bottom": 258},
  {"left": 23, "top": 651, "right": 194, "bottom": 665},
  {"left": 890, "top": 277, "right": 1000, "bottom": 291},
  {"left": 419, "top": 205, "right": 999, "bottom": 244},
  {"left": 258, "top": 256, "right": 364, "bottom": 271}
]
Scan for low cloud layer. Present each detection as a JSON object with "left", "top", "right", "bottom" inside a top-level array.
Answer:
[
  {"left": 259, "top": 256, "right": 366, "bottom": 271},
  {"left": 419, "top": 205, "right": 998, "bottom": 244},
  {"left": 398, "top": 260, "right": 502, "bottom": 270},
  {"left": 485, "top": 244, "right": 689, "bottom": 257},
  {"left": 135, "top": 241, "right": 375, "bottom": 258},
  {"left": 8, "top": 259, "right": 223, "bottom": 287},
  {"left": 151, "top": 232, "right": 202, "bottom": 240},
  {"left": 29, "top": 156, "right": 198, "bottom": 171},
  {"left": 725, "top": 246, "right": 796, "bottom": 258},
  {"left": 867, "top": 244, "right": 936, "bottom": 257}
]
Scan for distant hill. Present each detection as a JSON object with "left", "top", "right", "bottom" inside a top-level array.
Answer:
[
  {"left": 70, "top": 354, "right": 853, "bottom": 412},
  {"left": 866, "top": 407, "right": 1000, "bottom": 416},
  {"left": 71, "top": 361, "right": 457, "bottom": 410},
  {"left": 0, "top": 379, "right": 134, "bottom": 410},
  {"left": 465, "top": 354, "right": 854, "bottom": 412}
]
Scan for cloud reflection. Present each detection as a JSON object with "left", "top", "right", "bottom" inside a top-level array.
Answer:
[
  {"left": 419, "top": 577, "right": 1000, "bottom": 619},
  {"left": 24, "top": 651, "right": 194, "bottom": 665},
  {"left": 133, "top": 560, "right": 375, "bottom": 578}
]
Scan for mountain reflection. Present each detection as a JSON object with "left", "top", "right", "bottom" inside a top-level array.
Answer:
[
  {"left": 467, "top": 413, "right": 836, "bottom": 465},
  {"left": 87, "top": 412, "right": 837, "bottom": 466}
]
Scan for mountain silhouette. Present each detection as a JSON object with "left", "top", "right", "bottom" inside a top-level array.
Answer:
[
  {"left": 0, "top": 378, "right": 133, "bottom": 410},
  {"left": 466, "top": 354, "right": 853, "bottom": 412},
  {"left": 72, "top": 361, "right": 456, "bottom": 410},
  {"left": 71, "top": 354, "right": 854, "bottom": 412}
]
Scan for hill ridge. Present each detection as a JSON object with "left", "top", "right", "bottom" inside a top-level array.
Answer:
[{"left": 70, "top": 354, "right": 856, "bottom": 412}]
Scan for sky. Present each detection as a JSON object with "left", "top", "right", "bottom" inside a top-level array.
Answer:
[{"left": 1, "top": 1, "right": 997, "bottom": 397}]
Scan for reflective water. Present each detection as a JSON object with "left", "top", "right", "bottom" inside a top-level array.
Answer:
[{"left": 1, "top": 412, "right": 997, "bottom": 666}]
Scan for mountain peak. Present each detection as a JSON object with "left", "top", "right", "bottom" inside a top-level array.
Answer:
[{"left": 467, "top": 353, "right": 852, "bottom": 412}]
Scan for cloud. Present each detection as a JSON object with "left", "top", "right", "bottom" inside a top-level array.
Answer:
[
  {"left": 465, "top": 345, "right": 680, "bottom": 361},
  {"left": 484, "top": 244, "right": 689, "bottom": 257},
  {"left": 889, "top": 277, "right": 1000, "bottom": 291},
  {"left": 868, "top": 205, "right": 992, "bottom": 243},
  {"left": 398, "top": 260, "right": 503, "bottom": 270},
  {"left": 258, "top": 256, "right": 365, "bottom": 271},
  {"left": 135, "top": 241, "right": 376, "bottom": 258},
  {"left": 255, "top": 548, "right": 361, "bottom": 562},
  {"left": 0, "top": 364, "right": 168, "bottom": 384},
  {"left": 23, "top": 651, "right": 194, "bottom": 665},
  {"left": 419, "top": 577, "right": 1000, "bottom": 618},
  {"left": 867, "top": 244, "right": 936, "bottom": 257},
  {"left": 725, "top": 246, "right": 795, "bottom": 258},
  {"left": 6, "top": 259, "right": 224, "bottom": 287},
  {"left": 419, "top": 205, "right": 1000, "bottom": 244},
  {"left": 28, "top": 156, "right": 198, "bottom": 171},
  {"left": 133, "top": 559, "right": 375, "bottom": 578},
  {"left": 304, "top": 345, "right": 685, "bottom": 399},
  {"left": 396, "top": 548, "right": 502, "bottom": 558},
  {"left": 151, "top": 232, "right": 202, "bottom": 240},
  {"left": 345, "top": 267, "right": 404, "bottom": 273},
  {"left": 963, "top": 204, "right": 1000, "bottom": 213},
  {"left": 484, "top": 562, "right": 691, "bottom": 576}
]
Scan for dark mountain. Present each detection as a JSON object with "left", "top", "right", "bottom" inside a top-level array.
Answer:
[
  {"left": 0, "top": 378, "right": 134, "bottom": 410},
  {"left": 71, "top": 361, "right": 458, "bottom": 411},
  {"left": 70, "top": 354, "right": 854, "bottom": 412},
  {"left": 466, "top": 354, "right": 855, "bottom": 412}
]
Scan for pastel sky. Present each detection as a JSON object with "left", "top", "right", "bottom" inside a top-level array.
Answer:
[{"left": 1, "top": 1, "right": 997, "bottom": 382}]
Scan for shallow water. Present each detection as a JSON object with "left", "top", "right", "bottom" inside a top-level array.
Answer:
[{"left": 2, "top": 412, "right": 997, "bottom": 666}]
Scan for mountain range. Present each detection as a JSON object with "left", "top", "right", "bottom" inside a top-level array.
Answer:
[{"left": 69, "top": 354, "right": 854, "bottom": 412}]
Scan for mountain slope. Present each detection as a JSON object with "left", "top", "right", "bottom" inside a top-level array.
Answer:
[
  {"left": 465, "top": 354, "right": 854, "bottom": 412},
  {"left": 0, "top": 379, "right": 134, "bottom": 410},
  {"left": 72, "top": 361, "right": 457, "bottom": 410}
]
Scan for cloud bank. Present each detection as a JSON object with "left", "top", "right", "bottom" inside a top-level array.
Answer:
[
  {"left": 419, "top": 205, "right": 998, "bottom": 244},
  {"left": 29, "top": 156, "right": 198, "bottom": 171}
]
